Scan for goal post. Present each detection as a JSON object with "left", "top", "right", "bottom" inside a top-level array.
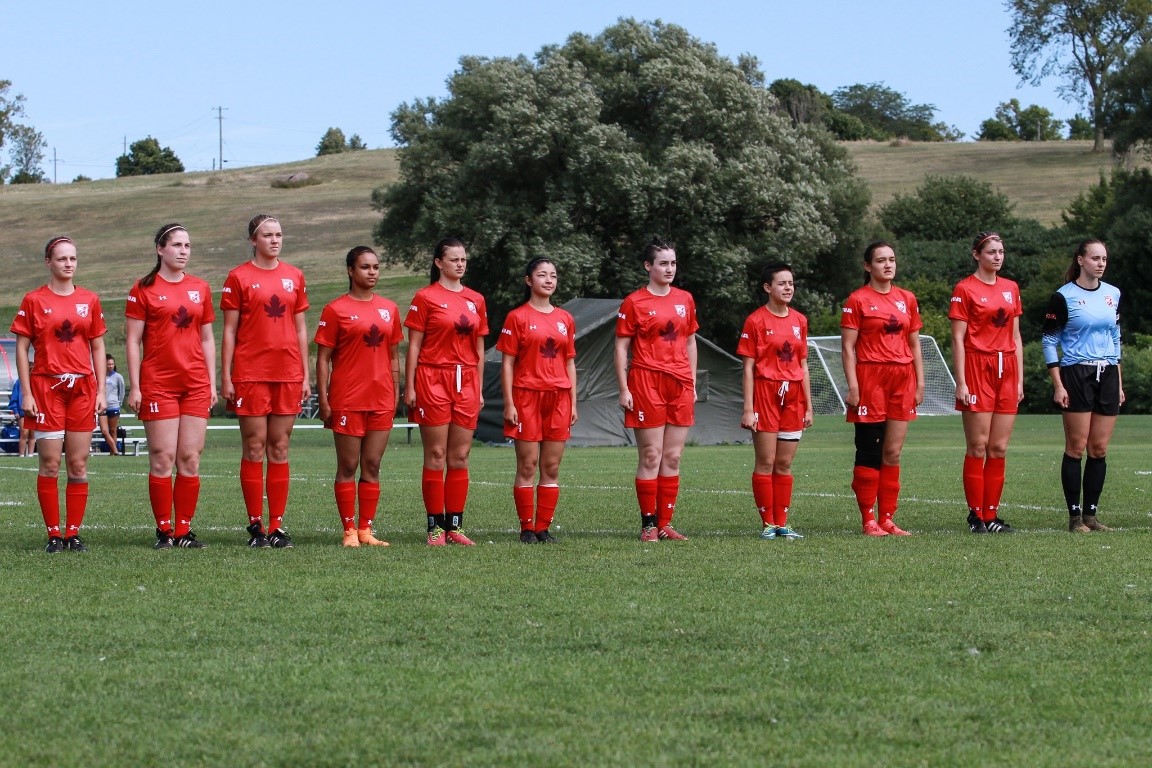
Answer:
[{"left": 806, "top": 335, "right": 956, "bottom": 416}]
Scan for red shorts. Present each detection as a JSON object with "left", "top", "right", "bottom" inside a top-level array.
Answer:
[
  {"left": 26, "top": 374, "right": 98, "bottom": 433},
  {"left": 847, "top": 362, "right": 918, "bottom": 423},
  {"left": 625, "top": 367, "right": 695, "bottom": 429},
  {"left": 231, "top": 381, "right": 303, "bottom": 417},
  {"left": 412, "top": 365, "right": 481, "bottom": 429},
  {"left": 750, "top": 378, "right": 807, "bottom": 433},
  {"left": 140, "top": 383, "right": 215, "bottom": 420},
  {"left": 956, "top": 351, "right": 1019, "bottom": 414},
  {"left": 328, "top": 409, "right": 396, "bottom": 437},
  {"left": 505, "top": 387, "right": 572, "bottom": 442}
]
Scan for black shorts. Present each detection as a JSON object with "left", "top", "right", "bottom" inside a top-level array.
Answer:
[{"left": 1059, "top": 364, "right": 1121, "bottom": 416}]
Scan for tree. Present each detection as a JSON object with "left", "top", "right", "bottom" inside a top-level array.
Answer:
[
  {"left": 316, "top": 127, "right": 347, "bottom": 155},
  {"left": 373, "top": 19, "right": 870, "bottom": 344},
  {"left": 768, "top": 79, "right": 881, "bottom": 140},
  {"left": 978, "top": 98, "right": 1064, "bottom": 140},
  {"left": 8, "top": 123, "right": 46, "bottom": 183},
  {"left": 0, "top": 80, "right": 26, "bottom": 154},
  {"left": 115, "top": 137, "right": 184, "bottom": 176},
  {"left": 347, "top": 133, "right": 367, "bottom": 151},
  {"left": 1007, "top": 0, "right": 1152, "bottom": 152},
  {"left": 880, "top": 175, "right": 1017, "bottom": 242},
  {"left": 1104, "top": 43, "right": 1152, "bottom": 154},
  {"left": 831, "top": 82, "right": 962, "bottom": 141},
  {"left": 1067, "top": 112, "right": 1094, "bottom": 139}
]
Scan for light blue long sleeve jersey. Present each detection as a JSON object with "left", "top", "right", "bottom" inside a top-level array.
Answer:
[{"left": 1040, "top": 281, "right": 1121, "bottom": 368}]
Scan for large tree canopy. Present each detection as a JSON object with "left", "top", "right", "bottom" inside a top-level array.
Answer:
[
  {"left": 1105, "top": 43, "right": 1152, "bottom": 154},
  {"left": 373, "top": 19, "right": 869, "bottom": 345},
  {"left": 115, "top": 136, "right": 184, "bottom": 176},
  {"left": 1007, "top": 0, "right": 1152, "bottom": 152}
]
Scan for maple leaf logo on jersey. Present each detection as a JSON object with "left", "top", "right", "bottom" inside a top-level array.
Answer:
[
  {"left": 265, "top": 295, "right": 287, "bottom": 319},
  {"left": 364, "top": 324, "right": 385, "bottom": 348},
  {"left": 172, "top": 306, "right": 195, "bottom": 330},
  {"left": 540, "top": 337, "right": 559, "bottom": 359},
  {"left": 883, "top": 315, "right": 902, "bottom": 335},
  {"left": 659, "top": 320, "right": 678, "bottom": 343},
  {"left": 55, "top": 319, "right": 77, "bottom": 344},
  {"left": 188, "top": 290, "right": 201, "bottom": 304},
  {"left": 454, "top": 314, "right": 475, "bottom": 335},
  {"left": 991, "top": 308, "right": 1010, "bottom": 328},
  {"left": 778, "top": 340, "right": 795, "bottom": 362}
]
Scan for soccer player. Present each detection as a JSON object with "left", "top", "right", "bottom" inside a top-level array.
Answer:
[
  {"left": 221, "top": 214, "right": 310, "bottom": 549},
  {"left": 1042, "top": 239, "right": 1123, "bottom": 533},
  {"left": 841, "top": 242, "right": 924, "bottom": 537},
  {"left": 99, "top": 354, "right": 125, "bottom": 455},
  {"left": 950, "top": 232, "right": 1024, "bottom": 534},
  {"left": 125, "top": 223, "right": 216, "bottom": 550},
  {"left": 404, "top": 238, "right": 489, "bottom": 546},
  {"left": 615, "top": 237, "right": 698, "bottom": 542},
  {"left": 10, "top": 236, "right": 108, "bottom": 553},
  {"left": 315, "top": 246, "right": 402, "bottom": 548},
  {"left": 738, "top": 262, "right": 814, "bottom": 540},
  {"left": 498, "top": 257, "right": 578, "bottom": 543}
]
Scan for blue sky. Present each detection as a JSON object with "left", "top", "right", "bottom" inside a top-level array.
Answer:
[{"left": 7, "top": 0, "right": 1075, "bottom": 180}]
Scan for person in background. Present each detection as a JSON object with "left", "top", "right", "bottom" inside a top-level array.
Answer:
[
  {"left": 738, "top": 262, "right": 814, "bottom": 540},
  {"left": 1042, "top": 239, "right": 1123, "bottom": 533},
  {"left": 10, "top": 236, "right": 108, "bottom": 552},
  {"left": 99, "top": 354, "right": 125, "bottom": 455}
]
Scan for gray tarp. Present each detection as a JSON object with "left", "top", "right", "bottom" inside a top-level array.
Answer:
[{"left": 477, "top": 298, "right": 748, "bottom": 446}]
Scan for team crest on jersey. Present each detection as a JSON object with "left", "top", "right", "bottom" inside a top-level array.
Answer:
[
  {"left": 1105, "top": 295, "right": 1115, "bottom": 307},
  {"left": 895, "top": 300, "right": 907, "bottom": 314},
  {"left": 557, "top": 321, "right": 567, "bottom": 336},
  {"left": 1002, "top": 292, "right": 1013, "bottom": 304},
  {"left": 75, "top": 304, "right": 89, "bottom": 318},
  {"left": 675, "top": 304, "right": 686, "bottom": 318},
  {"left": 188, "top": 290, "right": 201, "bottom": 304},
  {"left": 466, "top": 300, "right": 477, "bottom": 314},
  {"left": 379, "top": 308, "right": 391, "bottom": 322},
  {"left": 281, "top": 279, "right": 295, "bottom": 292},
  {"left": 792, "top": 326, "right": 801, "bottom": 339}
]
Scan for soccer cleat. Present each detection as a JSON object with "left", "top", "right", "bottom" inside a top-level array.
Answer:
[
  {"left": 519, "top": 530, "right": 539, "bottom": 544},
  {"left": 267, "top": 529, "right": 294, "bottom": 549},
  {"left": 862, "top": 520, "right": 889, "bottom": 537},
  {"left": 427, "top": 527, "right": 447, "bottom": 547},
  {"left": 760, "top": 525, "right": 778, "bottom": 540},
  {"left": 1081, "top": 515, "right": 1113, "bottom": 532},
  {"left": 64, "top": 536, "right": 88, "bottom": 552},
  {"left": 776, "top": 526, "right": 804, "bottom": 540},
  {"left": 985, "top": 518, "right": 1015, "bottom": 533},
  {"left": 640, "top": 525, "right": 659, "bottom": 542},
  {"left": 247, "top": 522, "right": 270, "bottom": 548},
  {"left": 1068, "top": 515, "right": 1091, "bottom": 533},
  {"left": 535, "top": 530, "right": 558, "bottom": 543},
  {"left": 879, "top": 519, "right": 911, "bottom": 536},
  {"left": 445, "top": 530, "right": 475, "bottom": 546},
  {"left": 357, "top": 527, "right": 390, "bottom": 547},
  {"left": 174, "top": 532, "right": 206, "bottom": 549},
  {"left": 342, "top": 530, "right": 361, "bottom": 547},
  {"left": 968, "top": 512, "right": 988, "bottom": 534},
  {"left": 658, "top": 525, "right": 688, "bottom": 541},
  {"left": 154, "top": 529, "right": 174, "bottom": 550},
  {"left": 45, "top": 537, "right": 65, "bottom": 554}
]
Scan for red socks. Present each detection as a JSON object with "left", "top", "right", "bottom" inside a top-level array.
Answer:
[
  {"left": 514, "top": 485, "right": 535, "bottom": 531},
  {"left": 64, "top": 480, "right": 88, "bottom": 538},
  {"left": 963, "top": 455, "right": 984, "bottom": 520},
  {"left": 656, "top": 474, "right": 680, "bottom": 529},
  {"left": 240, "top": 458, "right": 264, "bottom": 528},
  {"left": 772, "top": 473, "right": 794, "bottom": 528},
  {"left": 149, "top": 474, "right": 174, "bottom": 533},
  {"left": 335, "top": 481, "right": 357, "bottom": 532},
  {"left": 877, "top": 464, "right": 901, "bottom": 523},
  {"left": 357, "top": 481, "right": 380, "bottom": 530},
  {"left": 752, "top": 473, "right": 774, "bottom": 526},
  {"left": 173, "top": 475, "right": 200, "bottom": 537},
  {"left": 421, "top": 468, "right": 444, "bottom": 515},
  {"left": 851, "top": 466, "right": 880, "bottom": 524},
  {"left": 983, "top": 457, "right": 1006, "bottom": 523},
  {"left": 37, "top": 475, "right": 60, "bottom": 537},
  {"left": 266, "top": 461, "right": 290, "bottom": 533},
  {"left": 635, "top": 477, "right": 658, "bottom": 524},
  {"left": 444, "top": 468, "right": 469, "bottom": 514},
  {"left": 536, "top": 485, "right": 560, "bottom": 532}
]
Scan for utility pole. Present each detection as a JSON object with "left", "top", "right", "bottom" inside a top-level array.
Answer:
[
  {"left": 52, "top": 147, "right": 62, "bottom": 184},
  {"left": 215, "top": 106, "right": 228, "bottom": 171}
]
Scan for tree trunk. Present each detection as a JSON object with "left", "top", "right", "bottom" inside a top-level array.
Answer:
[{"left": 1093, "top": 124, "right": 1105, "bottom": 152}]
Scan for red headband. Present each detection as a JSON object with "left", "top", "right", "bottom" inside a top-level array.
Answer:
[
  {"left": 44, "top": 236, "right": 74, "bottom": 257},
  {"left": 975, "top": 233, "right": 1001, "bottom": 250}
]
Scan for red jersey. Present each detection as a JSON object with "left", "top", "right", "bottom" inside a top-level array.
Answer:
[
  {"left": 497, "top": 304, "right": 576, "bottom": 391},
  {"left": 616, "top": 286, "right": 699, "bottom": 385},
  {"left": 220, "top": 260, "right": 309, "bottom": 383},
  {"left": 404, "top": 283, "right": 489, "bottom": 366},
  {"left": 840, "top": 285, "right": 922, "bottom": 364},
  {"left": 315, "top": 293, "right": 403, "bottom": 410},
  {"left": 737, "top": 306, "right": 808, "bottom": 381},
  {"left": 948, "top": 275, "right": 1022, "bottom": 354},
  {"left": 10, "top": 285, "right": 107, "bottom": 375},
  {"left": 126, "top": 274, "right": 215, "bottom": 390}
]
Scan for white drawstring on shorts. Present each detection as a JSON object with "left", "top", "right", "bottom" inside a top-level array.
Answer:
[
  {"left": 455, "top": 364, "right": 462, "bottom": 393},
  {"left": 51, "top": 373, "right": 83, "bottom": 389},
  {"left": 997, "top": 352, "right": 1003, "bottom": 379},
  {"left": 777, "top": 380, "right": 790, "bottom": 406}
]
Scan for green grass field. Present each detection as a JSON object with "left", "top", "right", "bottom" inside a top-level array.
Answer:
[{"left": 1, "top": 415, "right": 1149, "bottom": 766}]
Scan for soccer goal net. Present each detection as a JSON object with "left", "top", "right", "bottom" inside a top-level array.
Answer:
[{"left": 806, "top": 335, "right": 956, "bottom": 416}]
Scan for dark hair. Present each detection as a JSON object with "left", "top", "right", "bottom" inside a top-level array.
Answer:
[
  {"left": 862, "top": 241, "right": 895, "bottom": 284},
  {"left": 430, "top": 237, "right": 466, "bottom": 284},
  {"left": 1066, "top": 239, "right": 1106, "bottom": 283},
  {"left": 522, "top": 257, "right": 556, "bottom": 302},
  {"left": 44, "top": 236, "right": 74, "bottom": 259},
  {"left": 760, "top": 261, "right": 793, "bottom": 286},
  {"left": 642, "top": 236, "right": 676, "bottom": 265},
  {"left": 345, "top": 245, "right": 378, "bottom": 291},
  {"left": 971, "top": 231, "right": 1001, "bottom": 256},
  {"left": 142, "top": 223, "right": 188, "bottom": 288}
]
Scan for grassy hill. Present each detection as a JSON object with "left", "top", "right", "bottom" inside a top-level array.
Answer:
[{"left": 0, "top": 141, "right": 1131, "bottom": 328}]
